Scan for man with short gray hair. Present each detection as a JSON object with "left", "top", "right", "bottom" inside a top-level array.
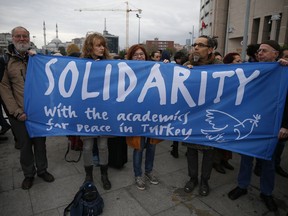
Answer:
[{"left": 0, "top": 26, "right": 54, "bottom": 190}]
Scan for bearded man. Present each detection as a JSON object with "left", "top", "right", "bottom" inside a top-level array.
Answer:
[{"left": 0, "top": 26, "right": 54, "bottom": 189}]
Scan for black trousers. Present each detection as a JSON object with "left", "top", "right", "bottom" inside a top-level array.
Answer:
[
  {"left": 187, "top": 147, "right": 214, "bottom": 182},
  {"left": 9, "top": 117, "right": 48, "bottom": 177}
]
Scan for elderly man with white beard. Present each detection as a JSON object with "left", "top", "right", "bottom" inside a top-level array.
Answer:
[{"left": 0, "top": 26, "right": 54, "bottom": 190}]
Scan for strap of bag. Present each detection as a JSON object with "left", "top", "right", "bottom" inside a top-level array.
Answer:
[
  {"left": 64, "top": 139, "right": 82, "bottom": 163},
  {"left": 63, "top": 187, "right": 83, "bottom": 216},
  {"left": 63, "top": 199, "right": 74, "bottom": 216}
]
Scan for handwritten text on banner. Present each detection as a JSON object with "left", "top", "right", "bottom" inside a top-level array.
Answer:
[{"left": 24, "top": 55, "right": 288, "bottom": 159}]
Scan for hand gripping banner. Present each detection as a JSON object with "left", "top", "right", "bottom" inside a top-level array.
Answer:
[{"left": 24, "top": 55, "right": 288, "bottom": 159}]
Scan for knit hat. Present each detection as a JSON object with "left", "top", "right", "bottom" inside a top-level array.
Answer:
[{"left": 261, "top": 40, "right": 281, "bottom": 52}]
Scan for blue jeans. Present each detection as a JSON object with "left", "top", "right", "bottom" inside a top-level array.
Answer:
[
  {"left": 133, "top": 137, "right": 156, "bottom": 177},
  {"left": 238, "top": 154, "right": 275, "bottom": 195}
]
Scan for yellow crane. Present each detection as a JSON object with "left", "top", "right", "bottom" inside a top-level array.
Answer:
[{"left": 75, "top": 1, "right": 142, "bottom": 49}]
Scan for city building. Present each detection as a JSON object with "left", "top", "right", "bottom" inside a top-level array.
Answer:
[
  {"left": 174, "top": 43, "right": 185, "bottom": 51},
  {"left": 0, "top": 33, "right": 11, "bottom": 54},
  {"left": 146, "top": 38, "right": 174, "bottom": 52},
  {"left": 70, "top": 37, "right": 86, "bottom": 52},
  {"left": 199, "top": 0, "right": 288, "bottom": 58},
  {"left": 103, "top": 29, "right": 119, "bottom": 54}
]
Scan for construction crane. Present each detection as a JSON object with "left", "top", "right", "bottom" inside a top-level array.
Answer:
[{"left": 75, "top": 1, "right": 142, "bottom": 49}]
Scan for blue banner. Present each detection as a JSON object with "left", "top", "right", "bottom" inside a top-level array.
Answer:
[{"left": 25, "top": 54, "right": 288, "bottom": 159}]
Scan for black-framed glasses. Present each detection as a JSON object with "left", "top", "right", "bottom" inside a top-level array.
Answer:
[{"left": 192, "top": 43, "right": 209, "bottom": 48}]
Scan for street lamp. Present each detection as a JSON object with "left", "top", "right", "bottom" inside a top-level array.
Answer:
[
  {"left": 189, "top": 25, "right": 194, "bottom": 46},
  {"left": 136, "top": 13, "right": 141, "bottom": 44},
  {"left": 31, "top": 36, "right": 37, "bottom": 49},
  {"left": 189, "top": 32, "right": 192, "bottom": 46}
]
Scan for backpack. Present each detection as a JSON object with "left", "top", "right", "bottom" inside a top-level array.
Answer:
[
  {"left": 0, "top": 53, "right": 10, "bottom": 82},
  {"left": 64, "top": 181, "right": 104, "bottom": 216},
  {"left": 65, "top": 136, "right": 83, "bottom": 163}
]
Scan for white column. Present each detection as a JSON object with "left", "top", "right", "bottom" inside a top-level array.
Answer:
[{"left": 270, "top": 14, "right": 281, "bottom": 40}]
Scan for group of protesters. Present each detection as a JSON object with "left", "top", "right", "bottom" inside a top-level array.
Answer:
[{"left": 1, "top": 25, "right": 288, "bottom": 214}]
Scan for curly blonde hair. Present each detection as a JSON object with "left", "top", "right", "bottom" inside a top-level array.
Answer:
[{"left": 81, "top": 32, "right": 110, "bottom": 60}]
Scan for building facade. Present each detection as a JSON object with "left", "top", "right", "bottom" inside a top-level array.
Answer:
[
  {"left": 70, "top": 37, "right": 86, "bottom": 52},
  {"left": 103, "top": 30, "right": 119, "bottom": 54},
  {"left": 0, "top": 33, "right": 11, "bottom": 54},
  {"left": 199, "top": 0, "right": 288, "bottom": 58},
  {"left": 145, "top": 38, "right": 174, "bottom": 51}
]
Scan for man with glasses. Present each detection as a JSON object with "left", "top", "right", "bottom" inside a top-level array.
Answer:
[
  {"left": 182, "top": 35, "right": 222, "bottom": 197},
  {"left": 228, "top": 40, "right": 288, "bottom": 212},
  {"left": 0, "top": 26, "right": 54, "bottom": 190},
  {"left": 184, "top": 36, "right": 220, "bottom": 68}
]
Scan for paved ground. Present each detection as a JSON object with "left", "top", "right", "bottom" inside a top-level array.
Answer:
[{"left": 0, "top": 130, "right": 288, "bottom": 216}]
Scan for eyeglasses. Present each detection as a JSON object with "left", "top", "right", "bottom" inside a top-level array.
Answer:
[
  {"left": 13, "top": 34, "right": 29, "bottom": 39},
  {"left": 192, "top": 43, "right": 209, "bottom": 48},
  {"left": 257, "top": 49, "right": 278, "bottom": 53},
  {"left": 133, "top": 52, "right": 145, "bottom": 57}
]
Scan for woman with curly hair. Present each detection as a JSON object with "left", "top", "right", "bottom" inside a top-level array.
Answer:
[
  {"left": 81, "top": 32, "right": 112, "bottom": 190},
  {"left": 223, "top": 52, "right": 242, "bottom": 64}
]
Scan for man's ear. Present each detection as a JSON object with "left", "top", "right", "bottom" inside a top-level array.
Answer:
[
  {"left": 208, "top": 47, "right": 214, "bottom": 55},
  {"left": 275, "top": 51, "right": 280, "bottom": 59}
]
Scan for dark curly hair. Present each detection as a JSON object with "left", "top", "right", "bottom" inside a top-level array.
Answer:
[
  {"left": 199, "top": 35, "right": 218, "bottom": 49},
  {"left": 246, "top": 43, "right": 260, "bottom": 62}
]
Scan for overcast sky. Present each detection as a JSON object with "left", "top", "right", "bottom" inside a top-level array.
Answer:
[{"left": 0, "top": 0, "right": 200, "bottom": 50}]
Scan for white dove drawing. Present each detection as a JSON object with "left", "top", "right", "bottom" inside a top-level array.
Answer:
[{"left": 201, "top": 109, "right": 261, "bottom": 143}]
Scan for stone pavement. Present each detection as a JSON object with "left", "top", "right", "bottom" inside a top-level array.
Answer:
[{"left": 0, "top": 130, "right": 287, "bottom": 216}]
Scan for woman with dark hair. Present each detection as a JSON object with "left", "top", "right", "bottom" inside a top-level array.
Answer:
[
  {"left": 81, "top": 32, "right": 112, "bottom": 190},
  {"left": 174, "top": 51, "right": 189, "bottom": 65},
  {"left": 160, "top": 50, "right": 171, "bottom": 62},
  {"left": 183, "top": 35, "right": 222, "bottom": 196},
  {"left": 126, "top": 44, "right": 149, "bottom": 61},
  {"left": 149, "top": 50, "right": 161, "bottom": 61},
  {"left": 212, "top": 52, "right": 242, "bottom": 174},
  {"left": 223, "top": 52, "right": 242, "bottom": 64},
  {"left": 246, "top": 43, "right": 260, "bottom": 62},
  {"left": 126, "top": 44, "right": 162, "bottom": 190}
]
